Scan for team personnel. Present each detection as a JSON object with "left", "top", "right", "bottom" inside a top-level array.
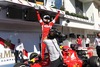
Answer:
[
  {"left": 94, "top": 32, "right": 100, "bottom": 58},
  {"left": 84, "top": 36, "right": 90, "bottom": 47},
  {"left": 36, "top": 10, "right": 60, "bottom": 60},
  {"left": 76, "top": 35, "right": 82, "bottom": 47}
]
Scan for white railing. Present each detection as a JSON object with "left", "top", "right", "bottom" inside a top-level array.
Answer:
[{"left": 0, "top": 0, "right": 94, "bottom": 25}]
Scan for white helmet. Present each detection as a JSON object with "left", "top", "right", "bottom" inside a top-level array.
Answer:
[
  {"left": 43, "top": 15, "right": 50, "bottom": 19},
  {"left": 43, "top": 15, "right": 50, "bottom": 22}
]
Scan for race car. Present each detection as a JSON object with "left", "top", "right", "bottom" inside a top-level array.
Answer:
[
  {"left": 69, "top": 44, "right": 100, "bottom": 67},
  {"left": 14, "top": 44, "right": 100, "bottom": 67}
]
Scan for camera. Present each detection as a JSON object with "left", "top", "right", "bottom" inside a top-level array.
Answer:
[{"left": 48, "top": 28, "right": 66, "bottom": 43}]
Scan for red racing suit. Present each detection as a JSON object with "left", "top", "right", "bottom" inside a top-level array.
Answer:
[
  {"left": 77, "top": 38, "right": 82, "bottom": 47},
  {"left": 36, "top": 10, "right": 60, "bottom": 60}
]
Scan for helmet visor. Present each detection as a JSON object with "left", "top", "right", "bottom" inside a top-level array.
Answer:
[{"left": 43, "top": 15, "right": 50, "bottom": 19}]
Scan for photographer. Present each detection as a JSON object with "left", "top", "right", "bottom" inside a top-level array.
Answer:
[{"left": 43, "top": 28, "right": 63, "bottom": 67}]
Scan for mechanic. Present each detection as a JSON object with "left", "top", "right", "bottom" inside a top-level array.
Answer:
[
  {"left": 94, "top": 32, "right": 100, "bottom": 58},
  {"left": 84, "top": 36, "right": 90, "bottom": 47},
  {"left": 76, "top": 35, "right": 82, "bottom": 47},
  {"left": 36, "top": 10, "right": 60, "bottom": 60},
  {"left": 43, "top": 28, "right": 63, "bottom": 67}
]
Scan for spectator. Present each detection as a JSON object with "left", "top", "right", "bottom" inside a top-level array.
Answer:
[
  {"left": 43, "top": 29, "right": 63, "bottom": 67},
  {"left": 93, "top": 32, "right": 100, "bottom": 58}
]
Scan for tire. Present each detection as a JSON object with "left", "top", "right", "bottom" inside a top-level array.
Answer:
[
  {"left": 14, "top": 63, "right": 28, "bottom": 67},
  {"left": 88, "top": 56, "right": 100, "bottom": 67},
  {"left": 82, "top": 61, "right": 90, "bottom": 67}
]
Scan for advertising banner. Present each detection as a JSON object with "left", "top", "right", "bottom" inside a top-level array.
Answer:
[{"left": 0, "top": 45, "right": 15, "bottom": 66}]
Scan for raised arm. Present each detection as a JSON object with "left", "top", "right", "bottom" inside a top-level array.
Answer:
[
  {"left": 36, "top": 10, "right": 43, "bottom": 24},
  {"left": 52, "top": 11, "right": 60, "bottom": 23}
]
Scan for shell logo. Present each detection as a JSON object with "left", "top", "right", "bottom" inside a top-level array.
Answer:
[{"left": 73, "top": 63, "right": 80, "bottom": 67}]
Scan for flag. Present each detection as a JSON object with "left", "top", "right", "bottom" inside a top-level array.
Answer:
[
  {"left": 16, "top": 43, "right": 28, "bottom": 58},
  {"left": 16, "top": 43, "right": 24, "bottom": 51}
]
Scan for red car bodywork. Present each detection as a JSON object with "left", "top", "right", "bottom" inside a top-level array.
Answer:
[
  {"left": 62, "top": 46, "right": 83, "bottom": 67},
  {"left": 30, "top": 63, "right": 42, "bottom": 67},
  {"left": 30, "top": 60, "right": 49, "bottom": 67}
]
